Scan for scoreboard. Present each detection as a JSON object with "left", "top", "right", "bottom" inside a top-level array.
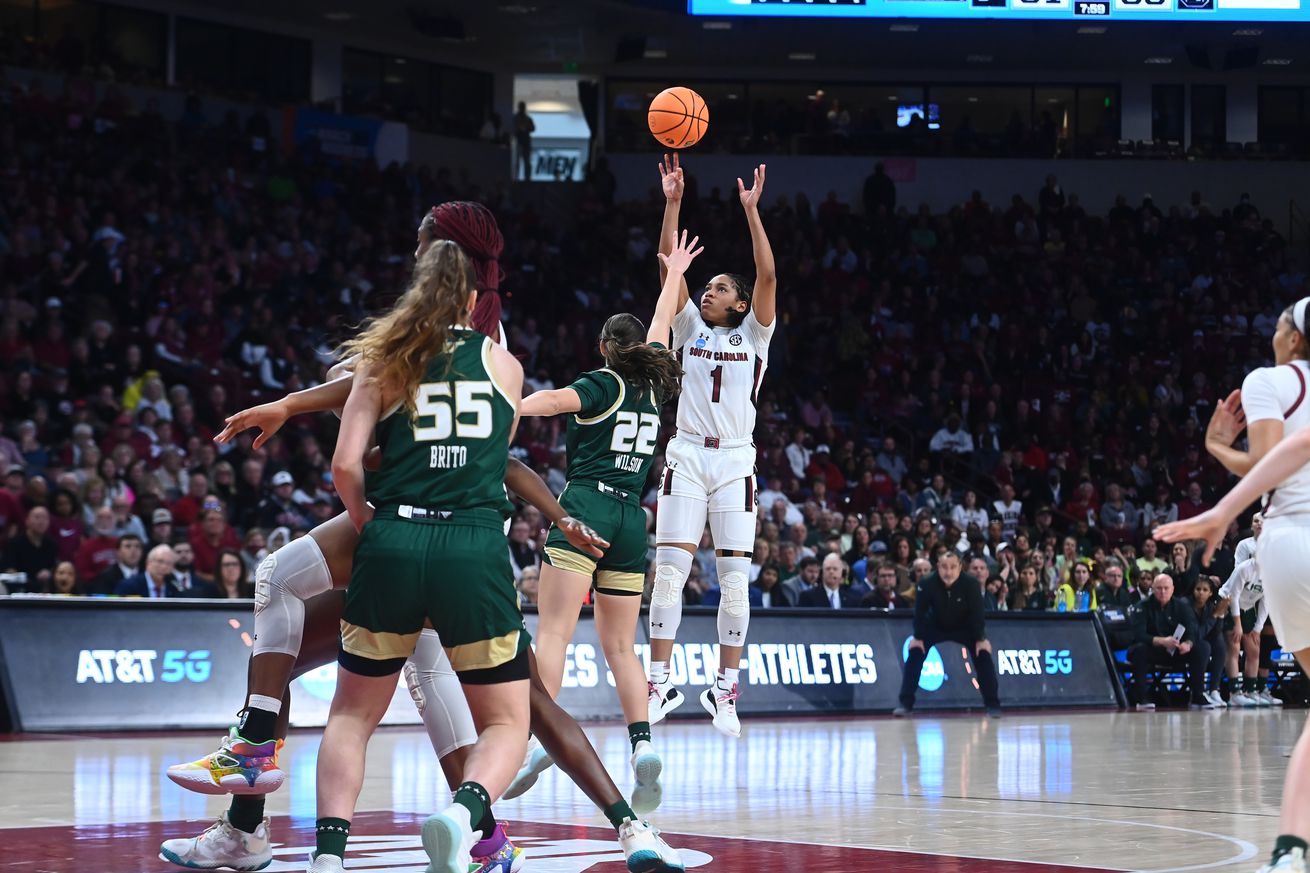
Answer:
[{"left": 689, "top": 0, "right": 1309, "bottom": 21}]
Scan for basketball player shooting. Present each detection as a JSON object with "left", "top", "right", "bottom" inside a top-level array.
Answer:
[{"left": 645, "top": 154, "right": 776, "bottom": 738}]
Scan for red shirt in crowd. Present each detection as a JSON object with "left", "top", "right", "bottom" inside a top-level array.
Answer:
[
  {"left": 50, "top": 514, "right": 82, "bottom": 562},
  {"left": 74, "top": 534, "right": 119, "bottom": 582},
  {"left": 190, "top": 525, "right": 241, "bottom": 578}
]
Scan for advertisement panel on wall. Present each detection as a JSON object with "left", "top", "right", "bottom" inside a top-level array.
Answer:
[
  {"left": 0, "top": 598, "right": 1120, "bottom": 732},
  {"left": 689, "top": 0, "right": 1310, "bottom": 21}
]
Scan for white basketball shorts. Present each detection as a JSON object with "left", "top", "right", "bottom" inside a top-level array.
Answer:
[{"left": 655, "top": 436, "right": 757, "bottom": 552}]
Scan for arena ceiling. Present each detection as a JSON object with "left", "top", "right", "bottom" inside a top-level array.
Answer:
[{"left": 192, "top": 0, "right": 1310, "bottom": 73}]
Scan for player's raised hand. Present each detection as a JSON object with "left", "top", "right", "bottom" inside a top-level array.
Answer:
[
  {"left": 214, "top": 399, "right": 290, "bottom": 449},
  {"left": 656, "top": 229, "right": 703, "bottom": 275},
  {"left": 1205, "top": 388, "right": 1246, "bottom": 448},
  {"left": 558, "top": 516, "right": 610, "bottom": 559},
  {"left": 659, "top": 152, "right": 684, "bottom": 202},
  {"left": 738, "top": 163, "right": 766, "bottom": 212},
  {"left": 1156, "top": 511, "right": 1228, "bottom": 566}
]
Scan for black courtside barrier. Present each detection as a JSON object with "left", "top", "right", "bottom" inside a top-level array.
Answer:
[{"left": 0, "top": 596, "right": 1123, "bottom": 732}]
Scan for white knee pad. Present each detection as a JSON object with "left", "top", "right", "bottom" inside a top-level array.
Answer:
[
  {"left": 252, "top": 534, "right": 333, "bottom": 657},
  {"left": 648, "top": 547, "right": 693, "bottom": 641},
  {"left": 404, "top": 629, "right": 476, "bottom": 759},
  {"left": 715, "top": 556, "right": 752, "bottom": 647}
]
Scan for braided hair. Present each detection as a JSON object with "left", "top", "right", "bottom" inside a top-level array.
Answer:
[{"left": 432, "top": 201, "right": 505, "bottom": 338}]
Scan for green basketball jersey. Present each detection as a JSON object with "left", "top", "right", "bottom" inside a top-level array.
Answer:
[
  {"left": 565, "top": 357, "right": 662, "bottom": 495},
  {"left": 367, "top": 330, "right": 515, "bottom": 517}
]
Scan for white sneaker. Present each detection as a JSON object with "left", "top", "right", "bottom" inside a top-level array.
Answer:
[
  {"left": 1205, "top": 690, "right": 1228, "bottom": 708},
  {"left": 630, "top": 740, "right": 663, "bottom": 815},
  {"left": 1135, "top": 703, "right": 1156, "bottom": 712},
  {"left": 159, "top": 813, "right": 272, "bottom": 871},
  {"left": 1257, "top": 847, "right": 1307, "bottom": 873},
  {"left": 306, "top": 854, "right": 344, "bottom": 873},
  {"left": 699, "top": 684, "right": 741, "bottom": 737},
  {"left": 647, "top": 679, "right": 686, "bottom": 725},
  {"left": 1258, "top": 691, "right": 1284, "bottom": 707},
  {"left": 1230, "top": 692, "right": 1258, "bottom": 707},
  {"left": 422, "top": 802, "right": 478, "bottom": 873},
  {"left": 503, "top": 736, "right": 554, "bottom": 800},
  {"left": 618, "top": 818, "right": 685, "bottom": 872}
]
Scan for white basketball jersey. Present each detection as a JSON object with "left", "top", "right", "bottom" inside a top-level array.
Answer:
[
  {"left": 671, "top": 300, "right": 774, "bottom": 443},
  {"left": 1242, "top": 361, "right": 1310, "bottom": 518},
  {"left": 1219, "top": 558, "right": 1264, "bottom": 610}
]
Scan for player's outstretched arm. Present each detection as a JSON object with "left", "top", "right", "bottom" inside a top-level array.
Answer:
[
  {"left": 1158, "top": 426, "right": 1310, "bottom": 562},
  {"left": 650, "top": 229, "right": 704, "bottom": 344},
  {"left": 657, "top": 153, "right": 690, "bottom": 307},
  {"left": 504, "top": 457, "right": 608, "bottom": 558},
  {"left": 214, "top": 373, "right": 354, "bottom": 448},
  {"left": 520, "top": 388, "right": 582, "bottom": 418},
  {"left": 738, "top": 163, "right": 777, "bottom": 326},
  {"left": 332, "top": 364, "right": 386, "bottom": 532}
]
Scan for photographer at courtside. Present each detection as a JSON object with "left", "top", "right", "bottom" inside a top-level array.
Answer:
[{"left": 894, "top": 550, "right": 1002, "bottom": 718}]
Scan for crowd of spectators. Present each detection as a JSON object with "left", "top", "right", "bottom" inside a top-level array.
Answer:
[{"left": 0, "top": 65, "right": 1306, "bottom": 628}]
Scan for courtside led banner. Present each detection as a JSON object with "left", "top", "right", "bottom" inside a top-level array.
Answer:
[
  {"left": 0, "top": 597, "right": 1119, "bottom": 731},
  {"left": 689, "top": 0, "right": 1309, "bottom": 21}
]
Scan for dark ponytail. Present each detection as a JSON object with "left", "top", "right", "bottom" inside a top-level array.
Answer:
[{"left": 599, "top": 313, "right": 683, "bottom": 405}]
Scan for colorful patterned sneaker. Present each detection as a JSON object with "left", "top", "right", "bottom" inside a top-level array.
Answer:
[
  {"left": 468, "top": 822, "right": 525, "bottom": 873},
  {"left": 1257, "top": 847, "right": 1306, "bottom": 873},
  {"left": 699, "top": 684, "right": 741, "bottom": 738},
  {"left": 158, "top": 812, "right": 272, "bottom": 871},
  {"left": 647, "top": 679, "right": 685, "bottom": 726},
  {"left": 503, "top": 736, "right": 554, "bottom": 800},
  {"left": 618, "top": 818, "right": 684, "bottom": 873},
  {"left": 630, "top": 740, "right": 664, "bottom": 815},
  {"left": 167, "top": 727, "right": 286, "bottom": 796}
]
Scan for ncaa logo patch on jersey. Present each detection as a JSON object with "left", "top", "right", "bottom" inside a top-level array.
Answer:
[
  {"left": 729, "top": 334, "right": 743, "bottom": 346},
  {"left": 695, "top": 333, "right": 709, "bottom": 348}
]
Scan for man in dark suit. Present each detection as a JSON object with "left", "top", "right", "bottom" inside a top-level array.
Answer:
[
  {"left": 115, "top": 544, "right": 185, "bottom": 598},
  {"left": 862, "top": 563, "right": 907, "bottom": 609},
  {"left": 781, "top": 556, "right": 820, "bottom": 607},
  {"left": 166, "top": 540, "right": 216, "bottom": 597},
  {"left": 1127, "top": 573, "right": 1212, "bottom": 710},
  {"left": 895, "top": 550, "right": 1001, "bottom": 717},
  {"left": 799, "top": 554, "right": 863, "bottom": 609},
  {"left": 89, "top": 534, "right": 143, "bottom": 595}
]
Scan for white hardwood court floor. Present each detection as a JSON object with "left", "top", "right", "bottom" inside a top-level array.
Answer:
[{"left": 1, "top": 709, "right": 1302, "bottom": 872}]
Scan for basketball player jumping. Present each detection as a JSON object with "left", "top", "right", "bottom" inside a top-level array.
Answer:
[
  {"left": 1158, "top": 295, "right": 1310, "bottom": 873},
  {"left": 645, "top": 154, "right": 776, "bottom": 738}
]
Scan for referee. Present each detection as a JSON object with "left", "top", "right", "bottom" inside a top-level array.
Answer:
[{"left": 894, "top": 550, "right": 1002, "bottom": 718}]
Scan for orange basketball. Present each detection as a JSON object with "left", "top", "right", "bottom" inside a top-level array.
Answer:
[{"left": 648, "top": 86, "right": 710, "bottom": 149}]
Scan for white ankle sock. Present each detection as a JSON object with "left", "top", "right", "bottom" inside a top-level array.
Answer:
[
  {"left": 650, "top": 661, "right": 669, "bottom": 684},
  {"left": 717, "top": 668, "right": 739, "bottom": 690},
  {"left": 247, "top": 694, "right": 283, "bottom": 715}
]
